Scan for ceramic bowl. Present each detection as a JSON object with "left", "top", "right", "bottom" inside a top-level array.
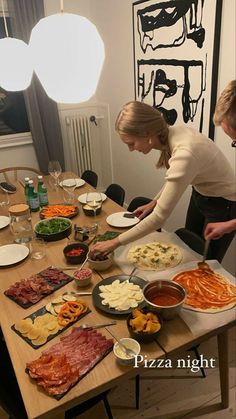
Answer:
[
  {"left": 88, "top": 252, "right": 114, "bottom": 271},
  {"left": 126, "top": 308, "right": 162, "bottom": 343},
  {"left": 63, "top": 242, "right": 88, "bottom": 265},
  {"left": 142, "top": 280, "right": 186, "bottom": 320},
  {"left": 113, "top": 338, "right": 140, "bottom": 365},
  {"left": 34, "top": 217, "right": 72, "bottom": 242},
  {"left": 73, "top": 268, "right": 92, "bottom": 287}
]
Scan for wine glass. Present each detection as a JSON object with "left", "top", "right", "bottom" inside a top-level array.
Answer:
[
  {"left": 85, "top": 191, "right": 102, "bottom": 228},
  {"left": 48, "top": 160, "right": 62, "bottom": 188},
  {"left": 61, "top": 174, "right": 77, "bottom": 204}
]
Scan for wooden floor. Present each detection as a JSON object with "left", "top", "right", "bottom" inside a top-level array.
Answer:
[{"left": 0, "top": 327, "right": 235, "bottom": 419}]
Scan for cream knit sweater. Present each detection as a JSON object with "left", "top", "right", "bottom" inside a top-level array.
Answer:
[{"left": 119, "top": 126, "right": 236, "bottom": 245}]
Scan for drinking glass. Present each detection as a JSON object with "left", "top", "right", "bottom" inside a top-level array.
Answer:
[
  {"left": 85, "top": 192, "right": 102, "bottom": 228},
  {"left": 48, "top": 160, "right": 62, "bottom": 188},
  {"left": 29, "top": 237, "right": 46, "bottom": 259},
  {"left": 0, "top": 189, "right": 9, "bottom": 207},
  {"left": 61, "top": 175, "right": 77, "bottom": 204}
]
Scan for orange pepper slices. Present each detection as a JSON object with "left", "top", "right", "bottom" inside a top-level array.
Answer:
[{"left": 57, "top": 301, "right": 88, "bottom": 326}]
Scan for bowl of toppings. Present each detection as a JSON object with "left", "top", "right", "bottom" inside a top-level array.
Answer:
[
  {"left": 34, "top": 217, "right": 72, "bottom": 241},
  {"left": 113, "top": 337, "right": 140, "bottom": 365},
  {"left": 63, "top": 242, "right": 88, "bottom": 265},
  {"left": 88, "top": 252, "right": 114, "bottom": 271},
  {"left": 127, "top": 308, "right": 162, "bottom": 343},
  {"left": 73, "top": 268, "right": 92, "bottom": 287},
  {"left": 143, "top": 280, "right": 186, "bottom": 320}
]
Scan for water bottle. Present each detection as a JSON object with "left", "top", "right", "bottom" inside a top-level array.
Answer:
[
  {"left": 37, "top": 175, "right": 48, "bottom": 207},
  {"left": 24, "top": 177, "right": 30, "bottom": 204},
  {"left": 28, "top": 180, "right": 40, "bottom": 212}
]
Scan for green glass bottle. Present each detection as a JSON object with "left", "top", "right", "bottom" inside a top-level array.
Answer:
[
  {"left": 37, "top": 175, "right": 48, "bottom": 207},
  {"left": 24, "top": 177, "right": 30, "bottom": 205},
  {"left": 28, "top": 180, "right": 40, "bottom": 212}
]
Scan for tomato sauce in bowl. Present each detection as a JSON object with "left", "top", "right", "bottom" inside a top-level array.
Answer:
[
  {"left": 143, "top": 280, "right": 186, "bottom": 319},
  {"left": 148, "top": 287, "right": 182, "bottom": 307}
]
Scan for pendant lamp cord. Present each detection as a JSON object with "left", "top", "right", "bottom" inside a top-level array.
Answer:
[
  {"left": 1, "top": 0, "right": 9, "bottom": 37},
  {"left": 60, "top": 0, "right": 64, "bottom": 13}
]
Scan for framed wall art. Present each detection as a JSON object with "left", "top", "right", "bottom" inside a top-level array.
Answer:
[{"left": 132, "top": 0, "right": 223, "bottom": 139}]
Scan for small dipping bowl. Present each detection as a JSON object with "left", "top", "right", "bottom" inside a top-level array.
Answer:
[
  {"left": 88, "top": 252, "right": 114, "bottom": 272},
  {"left": 113, "top": 338, "right": 140, "bottom": 366},
  {"left": 143, "top": 280, "right": 186, "bottom": 320},
  {"left": 73, "top": 268, "right": 92, "bottom": 287},
  {"left": 127, "top": 309, "right": 162, "bottom": 343},
  {"left": 63, "top": 242, "right": 88, "bottom": 265}
]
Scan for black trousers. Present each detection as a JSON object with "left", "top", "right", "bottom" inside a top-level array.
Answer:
[{"left": 185, "top": 188, "right": 236, "bottom": 262}]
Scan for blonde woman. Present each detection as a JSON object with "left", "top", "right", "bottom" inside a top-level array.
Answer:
[
  {"left": 204, "top": 80, "right": 236, "bottom": 241},
  {"left": 90, "top": 100, "right": 236, "bottom": 261}
]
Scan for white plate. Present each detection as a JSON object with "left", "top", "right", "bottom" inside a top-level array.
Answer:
[
  {"left": 59, "top": 178, "right": 85, "bottom": 188},
  {"left": 106, "top": 212, "right": 140, "bottom": 228},
  {"left": 0, "top": 216, "right": 10, "bottom": 229},
  {"left": 78, "top": 192, "right": 107, "bottom": 204},
  {"left": 0, "top": 244, "right": 29, "bottom": 266}
]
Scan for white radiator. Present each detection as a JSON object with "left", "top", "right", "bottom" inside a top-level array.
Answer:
[{"left": 65, "top": 115, "right": 93, "bottom": 175}]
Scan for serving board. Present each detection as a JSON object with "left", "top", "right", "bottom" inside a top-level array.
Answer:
[
  {"left": 4, "top": 267, "right": 74, "bottom": 308},
  {"left": 25, "top": 327, "right": 113, "bottom": 399},
  {"left": 12, "top": 303, "right": 91, "bottom": 349}
]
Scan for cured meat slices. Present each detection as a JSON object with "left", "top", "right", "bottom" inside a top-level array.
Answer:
[
  {"left": 4, "top": 267, "right": 73, "bottom": 307},
  {"left": 26, "top": 328, "right": 113, "bottom": 397},
  {"left": 5, "top": 276, "right": 53, "bottom": 305},
  {"left": 172, "top": 267, "right": 236, "bottom": 313}
]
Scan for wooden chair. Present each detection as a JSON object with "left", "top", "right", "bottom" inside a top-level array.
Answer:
[
  {"left": 0, "top": 166, "right": 42, "bottom": 183},
  {"left": 105, "top": 183, "right": 125, "bottom": 206}
]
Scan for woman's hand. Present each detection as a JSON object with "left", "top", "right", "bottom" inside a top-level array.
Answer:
[
  {"left": 133, "top": 200, "right": 156, "bottom": 220},
  {"left": 89, "top": 237, "right": 120, "bottom": 257},
  {"left": 204, "top": 219, "right": 236, "bottom": 240}
]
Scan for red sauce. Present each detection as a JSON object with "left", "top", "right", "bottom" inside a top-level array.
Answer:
[{"left": 148, "top": 287, "right": 182, "bottom": 307}]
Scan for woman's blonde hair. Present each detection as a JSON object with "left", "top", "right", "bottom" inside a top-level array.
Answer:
[
  {"left": 115, "top": 101, "right": 170, "bottom": 168},
  {"left": 213, "top": 80, "right": 236, "bottom": 130}
]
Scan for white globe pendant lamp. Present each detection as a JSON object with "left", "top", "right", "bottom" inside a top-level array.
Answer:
[
  {"left": 0, "top": 2, "right": 33, "bottom": 91},
  {"left": 29, "top": 12, "right": 105, "bottom": 103}
]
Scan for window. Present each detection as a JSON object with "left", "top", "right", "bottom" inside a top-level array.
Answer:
[{"left": 0, "top": 16, "right": 30, "bottom": 136}]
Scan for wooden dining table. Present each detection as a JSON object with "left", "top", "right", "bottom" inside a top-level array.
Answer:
[{"left": 0, "top": 173, "right": 235, "bottom": 419}]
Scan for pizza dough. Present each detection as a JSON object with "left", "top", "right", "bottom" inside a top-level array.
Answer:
[
  {"left": 172, "top": 267, "right": 236, "bottom": 313},
  {"left": 127, "top": 242, "right": 182, "bottom": 271}
]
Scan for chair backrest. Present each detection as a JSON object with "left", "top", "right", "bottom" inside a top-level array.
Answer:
[
  {"left": 105, "top": 183, "right": 125, "bottom": 206},
  {"left": 81, "top": 170, "right": 98, "bottom": 188},
  {"left": 175, "top": 228, "right": 212, "bottom": 258},
  {"left": 0, "top": 167, "right": 42, "bottom": 183},
  {"left": 127, "top": 196, "right": 152, "bottom": 212}
]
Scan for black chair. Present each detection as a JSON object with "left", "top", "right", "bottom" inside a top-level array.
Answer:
[
  {"left": 127, "top": 196, "right": 152, "bottom": 212},
  {"left": 175, "top": 228, "right": 212, "bottom": 258},
  {"left": 127, "top": 196, "right": 161, "bottom": 231},
  {"left": 65, "top": 390, "right": 113, "bottom": 419},
  {"left": 105, "top": 183, "right": 125, "bottom": 206},
  {"left": 81, "top": 170, "right": 98, "bottom": 188}
]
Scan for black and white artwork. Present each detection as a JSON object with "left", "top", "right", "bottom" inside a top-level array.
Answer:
[{"left": 132, "top": 0, "right": 222, "bottom": 138}]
